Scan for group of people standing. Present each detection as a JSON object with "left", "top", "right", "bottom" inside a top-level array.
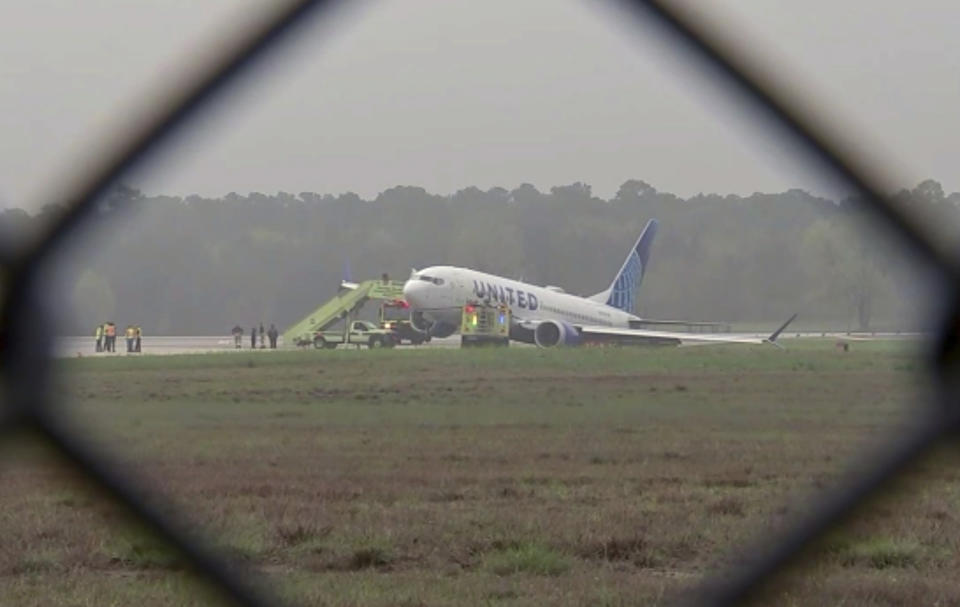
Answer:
[
  {"left": 94, "top": 322, "right": 141, "bottom": 353},
  {"left": 95, "top": 322, "right": 116, "bottom": 352},
  {"left": 232, "top": 323, "right": 279, "bottom": 349}
]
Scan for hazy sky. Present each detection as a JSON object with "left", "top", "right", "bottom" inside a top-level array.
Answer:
[{"left": 2, "top": 0, "right": 959, "bottom": 210}]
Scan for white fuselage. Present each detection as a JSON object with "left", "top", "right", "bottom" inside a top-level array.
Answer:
[{"left": 402, "top": 265, "right": 638, "bottom": 330}]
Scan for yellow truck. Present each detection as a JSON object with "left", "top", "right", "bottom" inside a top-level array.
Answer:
[{"left": 460, "top": 301, "right": 510, "bottom": 347}]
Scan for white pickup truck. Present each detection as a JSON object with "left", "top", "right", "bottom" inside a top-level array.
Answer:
[{"left": 313, "top": 320, "right": 400, "bottom": 349}]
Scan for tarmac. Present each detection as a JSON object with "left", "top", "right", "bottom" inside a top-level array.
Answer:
[
  {"left": 54, "top": 335, "right": 463, "bottom": 358},
  {"left": 54, "top": 332, "right": 924, "bottom": 359}
]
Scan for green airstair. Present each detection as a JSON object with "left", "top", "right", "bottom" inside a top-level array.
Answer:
[{"left": 282, "top": 280, "right": 406, "bottom": 347}]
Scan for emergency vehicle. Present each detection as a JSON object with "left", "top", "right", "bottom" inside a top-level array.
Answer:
[
  {"left": 460, "top": 301, "right": 510, "bottom": 347},
  {"left": 379, "top": 299, "right": 429, "bottom": 345}
]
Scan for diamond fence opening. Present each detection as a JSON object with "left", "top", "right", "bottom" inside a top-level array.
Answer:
[{"left": 1, "top": 1, "right": 954, "bottom": 605}]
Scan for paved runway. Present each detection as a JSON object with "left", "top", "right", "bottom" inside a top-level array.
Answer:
[
  {"left": 54, "top": 332, "right": 924, "bottom": 358},
  {"left": 54, "top": 335, "right": 463, "bottom": 358}
]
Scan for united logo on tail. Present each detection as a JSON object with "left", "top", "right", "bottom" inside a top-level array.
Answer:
[{"left": 591, "top": 219, "right": 659, "bottom": 314}]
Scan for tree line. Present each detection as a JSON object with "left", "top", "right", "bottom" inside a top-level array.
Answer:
[{"left": 1, "top": 179, "right": 951, "bottom": 335}]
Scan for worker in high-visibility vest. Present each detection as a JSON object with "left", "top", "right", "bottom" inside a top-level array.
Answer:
[
  {"left": 105, "top": 322, "right": 116, "bottom": 352},
  {"left": 125, "top": 325, "right": 136, "bottom": 353},
  {"left": 94, "top": 324, "right": 103, "bottom": 353}
]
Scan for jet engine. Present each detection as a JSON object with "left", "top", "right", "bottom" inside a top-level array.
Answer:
[
  {"left": 410, "top": 310, "right": 433, "bottom": 333},
  {"left": 533, "top": 320, "right": 581, "bottom": 347},
  {"left": 429, "top": 321, "right": 457, "bottom": 338},
  {"left": 410, "top": 311, "right": 457, "bottom": 338}
]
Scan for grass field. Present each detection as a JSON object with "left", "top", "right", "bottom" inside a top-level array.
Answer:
[{"left": 3, "top": 340, "right": 958, "bottom": 606}]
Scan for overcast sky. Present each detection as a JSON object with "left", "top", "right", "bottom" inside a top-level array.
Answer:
[{"left": 2, "top": 0, "right": 958, "bottom": 210}]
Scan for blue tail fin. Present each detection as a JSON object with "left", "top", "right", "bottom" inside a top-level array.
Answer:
[{"left": 590, "top": 219, "right": 658, "bottom": 313}]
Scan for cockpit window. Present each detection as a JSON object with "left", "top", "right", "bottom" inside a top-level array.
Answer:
[{"left": 418, "top": 275, "right": 444, "bottom": 285}]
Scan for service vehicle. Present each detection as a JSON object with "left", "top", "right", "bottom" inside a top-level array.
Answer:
[
  {"left": 282, "top": 278, "right": 406, "bottom": 348},
  {"left": 379, "top": 299, "right": 429, "bottom": 345},
  {"left": 460, "top": 301, "right": 510, "bottom": 347},
  {"left": 313, "top": 320, "right": 399, "bottom": 349}
]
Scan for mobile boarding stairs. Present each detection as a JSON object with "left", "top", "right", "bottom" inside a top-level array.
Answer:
[{"left": 281, "top": 280, "right": 405, "bottom": 347}]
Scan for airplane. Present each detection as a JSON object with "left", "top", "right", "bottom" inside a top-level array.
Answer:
[{"left": 401, "top": 219, "right": 796, "bottom": 347}]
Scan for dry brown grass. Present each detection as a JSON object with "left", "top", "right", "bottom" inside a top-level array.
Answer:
[{"left": 1, "top": 342, "right": 956, "bottom": 605}]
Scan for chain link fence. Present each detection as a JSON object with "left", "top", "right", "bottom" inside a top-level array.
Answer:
[{"left": 2, "top": 1, "right": 954, "bottom": 605}]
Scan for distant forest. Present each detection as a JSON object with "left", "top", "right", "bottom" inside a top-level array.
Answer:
[{"left": 2, "top": 179, "right": 952, "bottom": 336}]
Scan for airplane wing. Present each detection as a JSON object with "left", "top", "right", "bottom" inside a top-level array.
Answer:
[
  {"left": 580, "top": 313, "right": 797, "bottom": 347},
  {"left": 519, "top": 313, "right": 797, "bottom": 347}
]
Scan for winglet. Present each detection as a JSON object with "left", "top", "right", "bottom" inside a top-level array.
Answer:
[{"left": 765, "top": 313, "right": 798, "bottom": 346}]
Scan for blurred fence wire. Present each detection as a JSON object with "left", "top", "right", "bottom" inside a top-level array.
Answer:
[{"left": 1, "top": 0, "right": 955, "bottom": 605}]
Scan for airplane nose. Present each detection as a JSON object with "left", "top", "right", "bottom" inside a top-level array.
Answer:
[{"left": 402, "top": 280, "right": 423, "bottom": 306}]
